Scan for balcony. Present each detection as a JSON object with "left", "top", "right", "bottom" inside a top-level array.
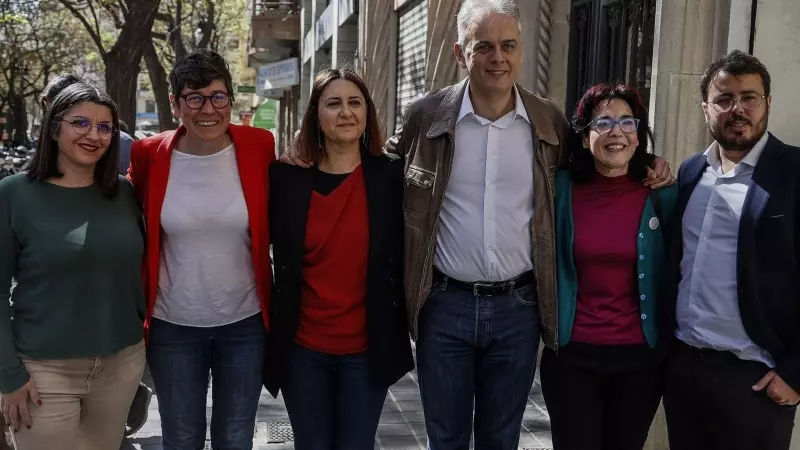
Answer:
[{"left": 249, "top": 0, "right": 301, "bottom": 67}]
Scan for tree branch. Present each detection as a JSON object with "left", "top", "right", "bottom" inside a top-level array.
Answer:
[{"left": 57, "top": 0, "right": 107, "bottom": 57}]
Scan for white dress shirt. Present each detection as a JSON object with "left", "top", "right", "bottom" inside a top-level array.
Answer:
[
  {"left": 433, "top": 85, "right": 535, "bottom": 282},
  {"left": 676, "top": 133, "right": 774, "bottom": 366}
]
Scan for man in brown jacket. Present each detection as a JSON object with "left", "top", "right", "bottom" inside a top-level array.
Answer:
[{"left": 282, "top": 1, "right": 672, "bottom": 447}]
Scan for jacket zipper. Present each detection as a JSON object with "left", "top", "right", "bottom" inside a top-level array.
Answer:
[
  {"left": 534, "top": 141, "right": 559, "bottom": 354},
  {"left": 412, "top": 133, "right": 455, "bottom": 340}
]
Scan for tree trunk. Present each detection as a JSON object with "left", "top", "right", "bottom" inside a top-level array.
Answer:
[
  {"left": 144, "top": 41, "right": 178, "bottom": 131},
  {"left": 10, "top": 94, "right": 27, "bottom": 146},
  {"left": 102, "top": 0, "right": 162, "bottom": 127},
  {"left": 104, "top": 58, "right": 140, "bottom": 128}
]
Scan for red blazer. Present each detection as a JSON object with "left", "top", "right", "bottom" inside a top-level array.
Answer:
[{"left": 127, "top": 124, "right": 275, "bottom": 336}]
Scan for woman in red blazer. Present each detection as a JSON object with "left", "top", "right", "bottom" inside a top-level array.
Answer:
[{"left": 127, "top": 49, "right": 274, "bottom": 450}]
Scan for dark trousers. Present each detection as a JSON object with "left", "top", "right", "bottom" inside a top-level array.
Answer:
[
  {"left": 539, "top": 346, "right": 663, "bottom": 450},
  {"left": 416, "top": 280, "right": 540, "bottom": 450},
  {"left": 663, "top": 341, "right": 796, "bottom": 450},
  {"left": 147, "top": 314, "right": 267, "bottom": 450},
  {"left": 281, "top": 344, "right": 388, "bottom": 450}
]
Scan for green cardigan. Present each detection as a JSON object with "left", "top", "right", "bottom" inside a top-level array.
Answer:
[{"left": 555, "top": 170, "right": 678, "bottom": 348}]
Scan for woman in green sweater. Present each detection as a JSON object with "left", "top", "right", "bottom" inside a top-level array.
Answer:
[{"left": 0, "top": 82, "right": 146, "bottom": 449}]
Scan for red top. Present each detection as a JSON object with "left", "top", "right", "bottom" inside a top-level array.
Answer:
[
  {"left": 570, "top": 173, "right": 647, "bottom": 345},
  {"left": 296, "top": 166, "right": 369, "bottom": 354},
  {"left": 127, "top": 124, "right": 275, "bottom": 338}
]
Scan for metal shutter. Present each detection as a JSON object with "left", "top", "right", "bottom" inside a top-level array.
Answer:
[{"left": 395, "top": 0, "right": 428, "bottom": 131}]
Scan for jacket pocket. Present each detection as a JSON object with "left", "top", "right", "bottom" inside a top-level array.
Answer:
[{"left": 404, "top": 165, "right": 435, "bottom": 216}]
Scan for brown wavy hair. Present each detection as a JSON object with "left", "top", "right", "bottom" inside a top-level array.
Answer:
[{"left": 296, "top": 67, "right": 385, "bottom": 164}]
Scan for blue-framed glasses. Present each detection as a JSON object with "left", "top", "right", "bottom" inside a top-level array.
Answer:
[
  {"left": 590, "top": 117, "right": 640, "bottom": 134},
  {"left": 58, "top": 117, "right": 115, "bottom": 140}
]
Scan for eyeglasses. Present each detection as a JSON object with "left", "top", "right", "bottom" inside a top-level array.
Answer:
[
  {"left": 179, "top": 92, "right": 231, "bottom": 110},
  {"left": 590, "top": 117, "right": 640, "bottom": 134},
  {"left": 58, "top": 117, "right": 115, "bottom": 140},
  {"left": 709, "top": 94, "right": 765, "bottom": 112}
]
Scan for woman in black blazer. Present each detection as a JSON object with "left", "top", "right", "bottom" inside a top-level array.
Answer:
[{"left": 266, "top": 67, "right": 414, "bottom": 450}]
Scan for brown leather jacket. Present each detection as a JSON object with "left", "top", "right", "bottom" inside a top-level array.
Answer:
[{"left": 386, "top": 79, "right": 569, "bottom": 350}]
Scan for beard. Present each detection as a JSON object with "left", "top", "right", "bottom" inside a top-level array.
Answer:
[{"left": 708, "top": 110, "right": 769, "bottom": 152}]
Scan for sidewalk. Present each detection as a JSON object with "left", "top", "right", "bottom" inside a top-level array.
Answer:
[{"left": 122, "top": 367, "right": 553, "bottom": 450}]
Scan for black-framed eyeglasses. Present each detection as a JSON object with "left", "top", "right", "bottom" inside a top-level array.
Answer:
[
  {"left": 179, "top": 92, "right": 231, "bottom": 110},
  {"left": 58, "top": 117, "right": 115, "bottom": 140},
  {"left": 590, "top": 117, "right": 640, "bottom": 134},
  {"left": 709, "top": 94, "right": 765, "bottom": 113}
]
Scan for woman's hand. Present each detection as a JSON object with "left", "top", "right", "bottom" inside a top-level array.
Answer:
[{"left": 1, "top": 379, "right": 41, "bottom": 431}]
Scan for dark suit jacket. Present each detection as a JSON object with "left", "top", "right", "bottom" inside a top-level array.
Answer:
[
  {"left": 663, "top": 133, "right": 800, "bottom": 390},
  {"left": 264, "top": 153, "right": 414, "bottom": 397}
]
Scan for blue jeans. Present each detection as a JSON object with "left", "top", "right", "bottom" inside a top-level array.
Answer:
[
  {"left": 147, "top": 314, "right": 267, "bottom": 450},
  {"left": 417, "top": 280, "right": 540, "bottom": 450},
  {"left": 282, "top": 344, "right": 388, "bottom": 450}
]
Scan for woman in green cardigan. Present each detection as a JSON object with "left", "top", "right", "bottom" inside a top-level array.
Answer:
[{"left": 540, "top": 83, "right": 677, "bottom": 450}]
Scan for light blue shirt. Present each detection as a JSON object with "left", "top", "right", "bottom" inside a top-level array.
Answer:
[
  {"left": 676, "top": 133, "right": 773, "bottom": 366},
  {"left": 119, "top": 131, "right": 133, "bottom": 175}
]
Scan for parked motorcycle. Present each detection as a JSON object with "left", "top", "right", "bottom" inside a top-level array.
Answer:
[{"left": 0, "top": 146, "right": 33, "bottom": 179}]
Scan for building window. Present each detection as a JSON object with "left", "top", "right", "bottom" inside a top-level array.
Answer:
[{"left": 145, "top": 100, "right": 156, "bottom": 113}]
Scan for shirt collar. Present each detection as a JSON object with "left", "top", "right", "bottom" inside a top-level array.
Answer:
[
  {"left": 704, "top": 132, "right": 770, "bottom": 170},
  {"left": 457, "top": 83, "right": 530, "bottom": 124}
]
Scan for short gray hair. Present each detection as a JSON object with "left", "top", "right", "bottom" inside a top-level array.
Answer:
[{"left": 456, "top": 0, "right": 522, "bottom": 46}]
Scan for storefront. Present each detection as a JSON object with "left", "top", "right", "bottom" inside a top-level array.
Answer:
[{"left": 394, "top": 0, "right": 428, "bottom": 131}]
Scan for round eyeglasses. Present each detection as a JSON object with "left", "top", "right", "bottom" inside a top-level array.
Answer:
[
  {"left": 179, "top": 92, "right": 231, "bottom": 110},
  {"left": 709, "top": 94, "right": 765, "bottom": 113},
  {"left": 590, "top": 117, "right": 640, "bottom": 134},
  {"left": 58, "top": 118, "right": 115, "bottom": 140}
]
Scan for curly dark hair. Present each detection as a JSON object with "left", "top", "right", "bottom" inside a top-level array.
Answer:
[
  {"left": 567, "top": 83, "right": 655, "bottom": 183},
  {"left": 701, "top": 50, "right": 771, "bottom": 101},
  {"left": 169, "top": 49, "right": 235, "bottom": 103}
]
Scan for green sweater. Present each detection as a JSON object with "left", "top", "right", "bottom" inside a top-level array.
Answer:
[
  {"left": 0, "top": 174, "right": 146, "bottom": 393},
  {"left": 555, "top": 170, "right": 678, "bottom": 349}
]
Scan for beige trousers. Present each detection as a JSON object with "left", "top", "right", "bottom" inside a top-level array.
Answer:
[{"left": 13, "top": 340, "right": 145, "bottom": 450}]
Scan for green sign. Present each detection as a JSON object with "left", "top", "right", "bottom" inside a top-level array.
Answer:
[
  {"left": 252, "top": 100, "right": 276, "bottom": 129},
  {"left": 237, "top": 85, "right": 256, "bottom": 94}
]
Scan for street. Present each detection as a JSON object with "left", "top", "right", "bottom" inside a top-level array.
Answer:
[{"left": 121, "top": 351, "right": 553, "bottom": 450}]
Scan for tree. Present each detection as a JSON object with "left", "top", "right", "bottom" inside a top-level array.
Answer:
[
  {"left": 0, "top": 0, "right": 90, "bottom": 145},
  {"left": 146, "top": 0, "right": 247, "bottom": 131},
  {"left": 57, "top": 0, "right": 162, "bottom": 127}
]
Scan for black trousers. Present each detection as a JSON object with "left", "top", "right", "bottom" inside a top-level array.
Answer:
[
  {"left": 663, "top": 341, "right": 796, "bottom": 450},
  {"left": 540, "top": 345, "right": 663, "bottom": 450}
]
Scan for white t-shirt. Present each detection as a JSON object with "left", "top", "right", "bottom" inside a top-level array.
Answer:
[{"left": 153, "top": 145, "right": 261, "bottom": 327}]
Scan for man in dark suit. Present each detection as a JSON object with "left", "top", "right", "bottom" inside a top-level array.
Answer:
[{"left": 663, "top": 50, "right": 800, "bottom": 450}]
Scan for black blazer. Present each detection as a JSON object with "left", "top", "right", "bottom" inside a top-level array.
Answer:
[
  {"left": 264, "top": 153, "right": 414, "bottom": 397},
  {"left": 662, "top": 133, "right": 800, "bottom": 389}
]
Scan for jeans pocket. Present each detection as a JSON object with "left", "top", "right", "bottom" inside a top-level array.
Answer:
[
  {"left": 426, "top": 280, "right": 446, "bottom": 301},
  {"left": 512, "top": 284, "right": 537, "bottom": 306}
]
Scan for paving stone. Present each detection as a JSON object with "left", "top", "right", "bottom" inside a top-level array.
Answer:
[{"left": 124, "top": 367, "right": 551, "bottom": 449}]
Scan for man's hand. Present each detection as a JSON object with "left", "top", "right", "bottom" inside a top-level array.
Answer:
[
  {"left": 278, "top": 141, "right": 312, "bottom": 168},
  {"left": 1, "top": 379, "right": 41, "bottom": 432},
  {"left": 753, "top": 371, "right": 800, "bottom": 406},
  {"left": 644, "top": 156, "right": 676, "bottom": 189}
]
